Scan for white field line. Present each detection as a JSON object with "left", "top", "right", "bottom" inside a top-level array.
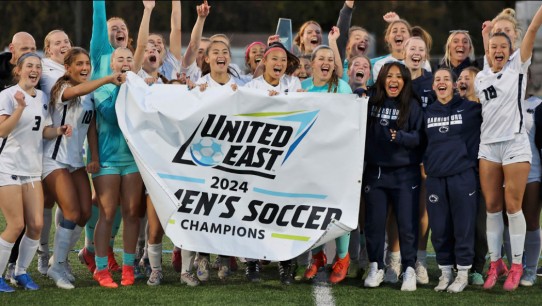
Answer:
[{"left": 312, "top": 270, "right": 335, "bottom": 306}]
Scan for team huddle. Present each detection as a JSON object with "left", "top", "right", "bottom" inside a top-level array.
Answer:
[{"left": 0, "top": 0, "right": 542, "bottom": 295}]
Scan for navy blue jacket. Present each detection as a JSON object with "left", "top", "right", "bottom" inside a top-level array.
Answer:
[
  {"left": 412, "top": 69, "right": 435, "bottom": 109},
  {"left": 365, "top": 97, "right": 424, "bottom": 167},
  {"left": 423, "top": 95, "right": 482, "bottom": 177}
]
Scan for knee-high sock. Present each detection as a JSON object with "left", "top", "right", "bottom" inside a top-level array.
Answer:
[
  {"left": 84, "top": 205, "right": 99, "bottom": 253},
  {"left": 181, "top": 249, "right": 196, "bottom": 273},
  {"left": 486, "top": 211, "right": 504, "bottom": 262},
  {"left": 52, "top": 226, "right": 73, "bottom": 268},
  {"left": 15, "top": 235, "right": 39, "bottom": 276},
  {"left": 147, "top": 243, "right": 162, "bottom": 271},
  {"left": 524, "top": 229, "right": 541, "bottom": 271},
  {"left": 507, "top": 210, "right": 526, "bottom": 265},
  {"left": 0, "top": 238, "right": 14, "bottom": 276},
  {"left": 69, "top": 225, "right": 84, "bottom": 251},
  {"left": 336, "top": 233, "right": 351, "bottom": 259},
  {"left": 39, "top": 208, "right": 53, "bottom": 255}
]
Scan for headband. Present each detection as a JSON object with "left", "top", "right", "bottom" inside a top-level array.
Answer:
[
  {"left": 245, "top": 42, "right": 265, "bottom": 59},
  {"left": 17, "top": 52, "right": 41, "bottom": 65},
  {"left": 263, "top": 47, "right": 286, "bottom": 58}
]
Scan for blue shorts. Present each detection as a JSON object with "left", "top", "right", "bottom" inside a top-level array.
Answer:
[{"left": 92, "top": 163, "right": 139, "bottom": 178}]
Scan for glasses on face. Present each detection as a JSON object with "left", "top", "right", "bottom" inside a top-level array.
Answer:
[{"left": 449, "top": 30, "right": 469, "bottom": 34}]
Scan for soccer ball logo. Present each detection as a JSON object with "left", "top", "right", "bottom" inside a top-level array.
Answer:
[{"left": 190, "top": 137, "right": 224, "bottom": 167}]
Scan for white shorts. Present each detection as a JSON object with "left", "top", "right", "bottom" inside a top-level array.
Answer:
[
  {"left": 42, "top": 157, "right": 81, "bottom": 179},
  {"left": 478, "top": 133, "right": 532, "bottom": 166},
  {"left": 0, "top": 172, "right": 41, "bottom": 186},
  {"left": 528, "top": 144, "right": 541, "bottom": 183}
]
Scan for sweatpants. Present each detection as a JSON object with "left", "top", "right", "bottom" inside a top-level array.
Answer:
[
  {"left": 426, "top": 168, "right": 477, "bottom": 267},
  {"left": 363, "top": 164, "right": 420, "bottom": 271}
]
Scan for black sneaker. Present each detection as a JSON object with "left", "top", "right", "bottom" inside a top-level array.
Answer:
[
  {"left": 279, "top": 260, "right": 294, "bottom": 285},
  {"left": 245, "top": 261, "right": 261, "bottom": 282}
]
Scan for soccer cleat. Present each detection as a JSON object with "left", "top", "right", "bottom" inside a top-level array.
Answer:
[
  {"left": 121, "top": 265, "right": 135, "bottom": 286},
  {"left": 304, "top": 251, "right": 327, "bottom": 280},
  {"left": 37, "top": 250, "right": 49, "bottom": 275},
  {"left": 503, "top": 263, "right": 523, "bottom": 291},
  {"left": 78, "top": 247, "right": 96, "bottom": 273},
  {"left": 47, "top": 265, "right": 75, "bottom": 290},
  {"left": 468, "top": 272, "right": 484, "bottom": 286},
  {"left": 483, "top": 258, "right": 508, "bottom": 290},
  {"left": 196, "top": 256, "right": 210, "bottom": 282},
  {"left": 294, "top": 264, "right": 307, "bottom": 281},
  {"left": 93, "top": 269, "right": 118, "bottom": 288},
  {"left": 401, "top": 267, "right": 417, "bottom": 291},
  {"left": 14, "top": 274, "right": 39, "bottom": 290},
  {"left": 347, "top": 259, "right": 360, "bottom": 279},
  {"left": 139, "top": 258, "right": 152, "bottom": 277},
  {"left": 108, "top": 247, "right": 121, "bottom": 273},
  {"left": 434, "top": 269, "right": 453, "bottom": 292},
  {"left": 4, "top": 263, "right": 15, "bottom": 283},
  {"left": 147, "top": 270, "right": 163, "bottom": 286},
  {"left": 217, "top": 257, "right": 231, "bottom": 280},
  {"left": 447, "top": 273, "right": 468, "bottom": 293},
  {"left": 245, "top": 261, "right": 261, "bottom": 282},
  {"left": 180, "top": 272, "right": 201, "bottom": 287},
  {"left": 364, "top": 262, "right": 384, "bottom": 288},
  {"left": 0, "top": 277, "right": 15, "bottom": 293},
  {"left": 329, "top": 253, "right": 350, "bottom": 284},
  {"left": 415, "top": 260, "right": 429, "bottom": 284},
  {"left": 384, "top": 260, "right": 401, "bottom": 284},
  {"left": 520, "top": 268, "right": 536, "bottom": 286},
  {"left": 278, "top": 261, "right": 294, "bottom": 285},
  {"left": 172, "top": 248, "right": 182, "bottom": 273}
]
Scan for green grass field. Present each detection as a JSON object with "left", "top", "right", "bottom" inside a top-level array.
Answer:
[{"left": 0, "top": 210, "right": 541, "bottom": 306}]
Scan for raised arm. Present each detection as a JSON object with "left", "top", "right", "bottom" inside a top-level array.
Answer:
[
  {"left": 182, "top": 0, "right": 210, "bottom": 68},
  {"left": 336, "top": 1, "right": 354, "bottom": 61},
  {"left": 62, "top": 73, "right": 123, "bottom": 102},
  {"left": 328, "top": 26, "right": 344, "bottom": 78},
  {"left": 132, "top": 0, "right": 155, "bottom": 73},
  {"left": 90, "top": 1, "right": 112, "bottom": 79},
  {"left": 521, "top": 5, "right": 542, "bottom": 63},
  {"left": 169, "top": 0, "right": 182, "bottom": 62}
]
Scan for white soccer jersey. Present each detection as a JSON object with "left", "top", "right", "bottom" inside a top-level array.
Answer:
[
  {"left": 195, "top": 73, "right": 237, "bottom": 88},
  {"left": 40, "top": 58, "right": 65, "bottom": 100},
  {"left": 245, "top": 75, "right": 302, "bottom": 94},
  {"left": 159, "top": 49, "right": 181, "bottom": 80},
  {"left": 0, "top": 85, "right": 49, "bottom": 176},
  {"left": 137, "top": 69, "right": 165, "bottom": 84},
  {"left": 183, "top": 61, "right": 246, "bottom": 85},
  {"left": 43, "top": 84, "right": 94, "bottom": 168},
  {"left": 475, "top": 50, "right": 530, "bottom": 144}
]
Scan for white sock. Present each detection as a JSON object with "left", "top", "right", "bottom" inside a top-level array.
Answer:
[
  {"left": 0, "top": 238, "right": 15, "bottom": 276},
  {"left": 69, "top": 225, "right": 84, "bottom": 251},
  {"left": 147, "top": 243, "right": 162, "bottom": 271},
  {"left": 389, "top": 251, "right": 401, "bottom": 264},
  {"left": 55, "top": 206, "right": 64, "bottom": 229},
  {"left": 39, "top": 208, "right": 52, "bottom": 255},
  {"left": 15, "top": 235, "right": 39, "bottom": 276},
  {"left": 525, "top": 229, "right": 542, "bottom": 270},
  {"left": 439, "top": 265, "right": 453, "bottom": 274},
  {"left": 507, "top": 210, "right": 526, "bottom": 265},
  {"left": 417, "top": 250, "right": 427, "bottom": 264},
  {"left": 486, "top": 211, "right": 504, "bottom": 262},
  {"left": 181, "top": 249, "right": 196, "bottom": 273},
  {"left": 457, "top": 267, "right": 469, "bottom": 278},
  {"left": 503, "top": 226, "right": 512, "bottom": 265},
  {"left": 52, "top": 226, "right": 73, "bottom": 267}
]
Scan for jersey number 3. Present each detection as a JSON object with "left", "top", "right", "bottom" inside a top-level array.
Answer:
[
  {"left": 32, "top": 116, "right": 41, "bottom": 131},
  {"left": 482, "top": 85, "right": 497, "bottom": 101}
]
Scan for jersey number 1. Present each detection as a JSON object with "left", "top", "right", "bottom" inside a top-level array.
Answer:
[{"left": 482, "top": 85, "right": 497, "bottom": 101}]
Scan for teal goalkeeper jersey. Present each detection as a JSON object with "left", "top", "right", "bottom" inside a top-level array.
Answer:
[{"left": 90, "top": 0, "right": 114, "bottom": 80}]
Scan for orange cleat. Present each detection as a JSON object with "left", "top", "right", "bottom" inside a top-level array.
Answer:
[
  {"left": 329, "top": 253, "right": 350, "bottom": 284},
  {"left": 93, "top": 269, "right": 118, "bottom": 288},
  {"left": 503, "top": 263, "right": 523, "bottom": 291},
  {"left": 78, "top": 247, "right": 96, "bottom": 274},
  {"left": 108, "top": 247, "right": 121, "bottom": 272},
  {"left": 304, "top": 251, "right": 327, "bottom": 279},
  {"left": 121, "top": 265, "right": 135, "bottom": 286},
  {"left": 483, "top": 258, "right": 508, "bottom": 290}
]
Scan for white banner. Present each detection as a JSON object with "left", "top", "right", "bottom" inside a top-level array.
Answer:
[{"left": 116, "top": 72, "right": 368, "bottom": 261}]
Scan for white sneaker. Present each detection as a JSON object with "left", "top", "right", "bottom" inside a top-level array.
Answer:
[
  {"left": 364, "top": 262, "right": 384, "bottom": 288},
  {"left": 415, "top": 260, "right": 429, "bottom": 284},
  {"left": 401, "top": 266, "right": 417, "bottom": 291},
  {"left": 147, "top": 270, "right": 163, "bottom": 286},
  {"left": 447, "top": 273, "right": 468, "bottom": 293},
  {"left": 520, "top": 268, "right": 537, "bottom": 287},
  {"left": 63, "top": 261, "right": 75, "bottom": 283},
  {"left": 180, "top": 272, "right": 201, "bottom": 287},
  {"left": 384, "top": 260, "right": 401, "bottom": 283},
  {"left": 37, "top": 251, "right": 49, "bottom": 275},
  {"left": 434, "top": 269, "right": 453, "bottom": 292},
  {"left": 47, "top": 265, "right": 74, "bottom": 290}
]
